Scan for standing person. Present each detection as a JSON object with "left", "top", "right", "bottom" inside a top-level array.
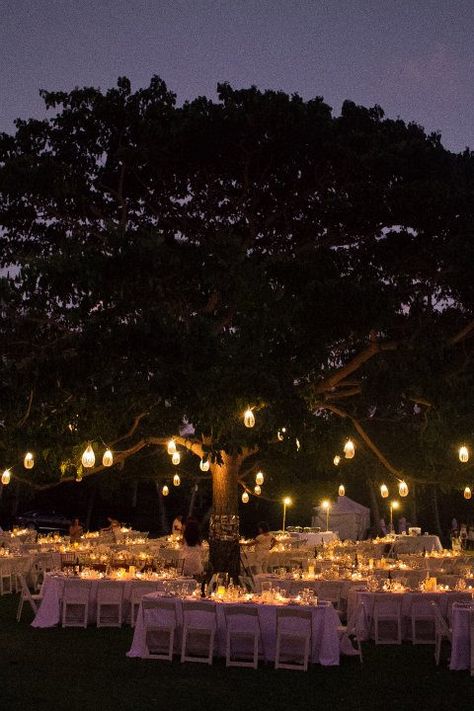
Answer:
[
  {"left": 171, "top": 514, "right": 184, "bottom": 537},
  {"left": 69, "top": 518, "right": 84, "bottom": 543},
  {"left": 101, "top": 516, "right": 120, "bottom": 531},
  {"left": 460, "top": 523, "right": 468, "bottom": 549},
  {"left": 379, "top": 518, "right": 388, "bottom": 537},
  {"left": 251, "top": 522, "right": 276, "bottom": 573},
  {"left": 398, "top": 516, "right": 407, "bottom": 534},
  {"left": 179, "top": 518, "right": 203, "bottom": 577},
  {"left": 467, "top": 524, "right": 474, "bottom": 551}
]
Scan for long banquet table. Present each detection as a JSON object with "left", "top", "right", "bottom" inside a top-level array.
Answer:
[
  {"left": 450, "top": 603, "right": 474, "bottom": 671},
  {"left": 127, "top": 593, "right": 342, "bottom": 665},
  {"left": 347, "top": 589, "right": 472, "bottom": 641},
  {"left": 32, "top": 574, "right": 196, "bottom": 628}
]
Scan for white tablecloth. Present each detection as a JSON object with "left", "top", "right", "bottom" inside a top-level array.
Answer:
[
  {"left": 393, "top": 535, "right": 442, "bottom": 554},
  {"left": 31, "top": 574, "right": 196, "bottom": 628},
  {"left": 127, "top": 593, "right": 341, "bottom": 665},
  {"left": 450, "top": 604, "right": 474, "bottom": 671},
  {"left": 0, "top": 554, "right": 33, "bottom": 580}
]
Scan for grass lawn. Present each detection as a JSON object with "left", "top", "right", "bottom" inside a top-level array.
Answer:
[{"left": 0, "top": 594, "right": 471, "bottom": 711}]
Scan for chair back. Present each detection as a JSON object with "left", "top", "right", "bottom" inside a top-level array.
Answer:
[
  {"left": 97, "top": 580, "right": 124, "bottom": 602},
  {"left": 63, "top": 579, "right": 91, "bottom": 603},
  {"left": 130, "top": 582, "right": 158, "bottom": 603},
  {"left": 142, "top": 597, "right": 178, "bottom": 627},
  {"left": 430, "top": 601, "right": 450, "bottom": 637},
  {"left": 373, "top": 593, "right": 402, "bottom": 616}
]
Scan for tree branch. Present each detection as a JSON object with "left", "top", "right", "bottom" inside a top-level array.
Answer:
[
  {"left": 314, "top": 340, "right": 398, "bottom": 394},
  {"left": 110, "top": 412, "right": 149, "bottom": 446},
  {"left": 16, "top": 389, "right": 34, "bottom": 428},
  {"left": 448, "top": 319, "right": 474, "bottom": 346}
]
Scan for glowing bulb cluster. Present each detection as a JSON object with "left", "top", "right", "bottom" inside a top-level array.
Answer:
[
  {"left": 243, "top": 408, "right": 255, "bottom": 428},
  {"left": 24, "top": 452, "right": 34, "bottom": 469},
  {"left": 459, "top": 446, "right": 469, "bottom": 463},
  {"left": 344, "top": 439, "right": 355, "bottom": 459},
  {"left": 81, "top": 444, "right": 95, "bottom": 469}
]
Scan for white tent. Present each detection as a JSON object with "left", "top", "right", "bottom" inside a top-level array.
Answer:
[{"left": 312, "top": 495, "right": 370, "bottom": 541}]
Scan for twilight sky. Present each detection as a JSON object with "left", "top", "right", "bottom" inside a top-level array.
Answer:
[{"left": 1, "top": 0, "right": 474, "bottom": 152}]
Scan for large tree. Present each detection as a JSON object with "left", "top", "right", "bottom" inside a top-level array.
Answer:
[{"left": 1, "top": 78, "right": 474, "bottom": 572}]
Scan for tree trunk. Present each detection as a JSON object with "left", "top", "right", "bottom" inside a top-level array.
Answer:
[
  {"left": 209, "top": 452, "right": 241, "bottom": 580},
  {"left": 188, "top": 483, "right": 198, "bottom": 518},
  {"left": 367, "top": 479, "right": 381, "bottom": 536},
  {"left": 155, "top": 482, "right": 168, "bottom": 534},
  {"left": 409, "top": 483, "right": 418, "bottom": 526},
  {"left": 85, "top": 483, "right": 97, "bottom": 531},
  {"left": 430, "top": 485, "right": 443, "bottom": 538}
]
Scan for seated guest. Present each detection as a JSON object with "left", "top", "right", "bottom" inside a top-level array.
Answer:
[
  {"left": 379, "top": 518, "right": 388, "bottom": 536},
  {"left": 179, "top": 518, "right": 203, "bottom": 577},
  {"left": 171, "top": 515, "right": 184, "bottom": 536},
  {"left": 69, "top": 518, "right": 84, "bottom": 542},
  {"left": 398, "top": 516, "right": 407, "bottom": 534}
]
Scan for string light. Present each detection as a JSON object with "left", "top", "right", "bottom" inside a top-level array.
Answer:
[
  {"left": 81, "top": 444, "right": 95, "bottom": 468},
  {"left": 255, "top": 471, "right": 264, "bottom": 486},
  {"left": 344, "top": 439, "right": 355, "bottom": 459},
  {"left": 333, "top": 455, "right": 341, "bottom": 466},
  {"left": 277, "top": 428, "right": 286, "bottom": 441},
  {"left": 242, "top": 491, "right": 249, "bottom": 503},
  {"left": 23, "top": 452, "right": 34, "bottom": 469},
  {"left": 296, "top": 438, "right": 301, "bottom": 451},
  {"left": 459, "top": 446, "right": 469, "bottom": 463},
  {"left": 167, "top": 439, "right": 177, "bottom": 455},
  {"left": 254, "top": 485, "right": 261, "bottom": 495},
  {"left": 243, "top": 408, "right": 255, "bottom": 428},
  {"left": 338, "top": 484, "right": 345, "bottom": 497},
  {"left": 398, "top": 480, "right": 409, "bottom": 497},
  {"left": 162, "top": 485, "right": 169, "bottom": 496},
  {"left": 464, "top": 486, "right": 472, "bottom": 500},
  {"left": 171, "top": 452, "right": 180, "bottom": 466},
  {"left": 1, "top": 469, "right": 11, "bottom": 485},
  {"left": 200, "top": 458, "right": 210, "bottom": 472},
  {"left": 173, "top": 474, "right": 180, "bottom": 487},
  {"left": 102, "top": 449, "right": 113, "bottom": 467},
  {"left": 380, "top": 484, "right": 389, "bottom": 498}
]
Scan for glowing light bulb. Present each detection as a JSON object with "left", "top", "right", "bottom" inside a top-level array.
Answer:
[
  {"left": 172, "top": 452, "right": 180, "bottom": 466},
  {"left": 338, "top": 484, "right": 345, "bottom": 497},
  {"left": 200, "top": 458, "right": 210, "bottom": 472},
  {"left": 344, "top": 439, "right": 355, "bottom": 459},
  {"left": 333, "top": 455, "right": 341, "bottom": 466},
  {"left": 173, "top": 473, "right": 180, "bottom": 487},
  {"left": 398, "top": 480, "right": 409, "bottom": 497},
  {"left": 459, "top": 446, "right": 469, "bottom": 463},
  {"left": 380, "top": 484, "right": 389, "bottom": 498},
  {"left": 23, "top": 452, "right": 34, "bottom": 469},
  {"left": 464, "top": 486, "right": 472, "bottom": 500},
  {"left": 254, "top": 485, "right": 261, "bottom": 496},
  {"left": 102, "top": 449, "right": 113, "bottom": 467},
  {"left": 242, "top": 491, "right": 249, "bottom": 503},
  {"left": 1, "top": 469, "right": 11, "bottom": 485},
  {"left": 244, "top": 408, "right": 255, "bottom": 428},
  {"left": 81, "top": 444, "right": 95, "bottom": 468},
  {"left": 167, "top": 439, "right": 177, "bottom": 455},
  {"left": 296, "top": 438, "right": 301, "bottom": 451},
  {"left": 277, "top": 428, "right": 286, "bottom": 441},
  {"left": 162, "top": 485, "right": 169, "bottom": 496},
  {"left": 255, "top": 471, "right": 264, "bottom": 486}
]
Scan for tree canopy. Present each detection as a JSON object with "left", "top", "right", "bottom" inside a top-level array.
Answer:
[{"left": 1, "top": 76, "right": 474, "bottom": 516}]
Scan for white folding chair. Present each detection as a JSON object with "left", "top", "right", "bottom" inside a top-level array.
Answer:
[
  {"left": 180, "top": 600, "right": 217, "bottom": 665},
  {"left": 373, "top": 594, "right": 402, "bottom": 645},
  {"left": 431, "top": 601, "right": 452, "bottom": 666},
  {"left": 0, "top": 564, "right": 12, "bottom": 595},
  {"left": 96, "top": 581, "right": 124, "bottom": 627},
  {"left": 275, "top": 607, "right": 312, "bottom": 671},
  {"left": 62, "top": 579, "right": 91, "bottom": 628},
  {"left": 338, "top": 601, "right": 365, "bottom": 663},
  {"left": 129, "top": 582, "right": 158, "bottom": 627},
  {"left": 142, "top": 598, "right": 178, "bottom": 661},
  {"left": 411, "top": 596, "right": 438, "bottom": 644},
  {"left": 470, "top": 608, "right": 474, "bottom": 677},
  {"left": 318, "top": 582, "right": 343, "bottom": 617},
  {"left": 224, "top": 605, "right": 262, "bottom": 669},
  {"left": 16, "top": 574, "right": 43, "bottom": 622}
]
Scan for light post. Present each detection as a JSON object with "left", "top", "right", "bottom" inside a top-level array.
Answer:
[
  {"left": 390, "top": 500, "right": 399, "bottom": 534},
  {"left": 282, "top": 497, "right": 292, "bottom": 531},
  {"left": 321, "top": 499, "right": 330, "bottom": 532}
]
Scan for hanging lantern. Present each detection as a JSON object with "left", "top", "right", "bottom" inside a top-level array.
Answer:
[
  {"left": 398, "top": 480, "right": 409, "bottom": 497},
  {"left": 171, "top": 451, "right": 180, "bottom": 466},
  {"left": 254, "top": 484, "right": 261, "bottom": 496},
  {"left": 102, "top": 449, "right": 113, "bottom": 467},
  {"left": 255, "top": 471, "right": 264, "bottom": 486},
  {"left": 200, "top": 458, "right": 210, "bottom": 472},
  {"left": 338, "top": 484, "right": 345, "bottom": 497},
  {"left": 242, "top": 491, "right": 249, "bottom": 504},
  {"left": 296, "top": 438, "right": 301, "bottom": 451},
  {"left": 380, "top": 484, "right": 389, "bottom": 498},
  {"left": 333, "top": 455, "right": 341, "bottom": 466},
  {"left": 243, "top": 408, "right": 255, "bottom": 428},
  {"left": 167, "top": 439, "right": 177, "bottom": 455},
  {"left": 173, "top": 473, "right": 181, "bottom": 487},
  {"left": 162, "top": 485, "right": 169, "bottom": 496},
  {"left": 81, "top": 444, "right": 95, "bottom": 468},
  {"left": 464, "top": 486, "right": 472, "bottom": 500},
  {"left": 23, "top": 452, "right": 34, "bottom": 469},
  {"left": 459, "top": 446, "right": 469, "bottom": 463},
  {"left": 277, "top": 428, "right": 286, "bottom": 441},
  {"left": 1, "top": 469, "right": 11, "bottom": 485},
  {"left": 344, "top": 439, "right": 355, "bottom": 459}
]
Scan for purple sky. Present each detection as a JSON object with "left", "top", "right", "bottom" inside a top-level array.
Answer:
[{"left": 1, "top": 0, "right": 474, "bottom": 152}]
